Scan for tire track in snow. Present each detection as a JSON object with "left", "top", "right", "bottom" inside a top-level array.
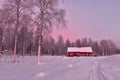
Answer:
[
  {"left": 89, "top": 59, "right": 108, "bottom": 80},
  {"left": 89, "top": 59, "right": 98, "bottom": 80}
]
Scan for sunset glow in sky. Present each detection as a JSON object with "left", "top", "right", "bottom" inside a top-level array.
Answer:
[
  {"left": 52, "top": 0, "right": 120, "bottom": 46},
  {"left": 0, "top": 0, "right": 120, "bottom": 46}
]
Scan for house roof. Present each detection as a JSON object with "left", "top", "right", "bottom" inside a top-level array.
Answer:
[{"left": 67, "top": 47, "right": 93, "bottom": 52}]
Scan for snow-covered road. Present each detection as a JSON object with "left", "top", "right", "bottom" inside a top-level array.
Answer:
[{"left": 0, "top": 55, "right": 120, "bottom": 80}]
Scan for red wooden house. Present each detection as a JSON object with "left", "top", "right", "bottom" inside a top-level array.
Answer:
[{"left": 67, "top": 47, "right": 94, "bottom": 56}]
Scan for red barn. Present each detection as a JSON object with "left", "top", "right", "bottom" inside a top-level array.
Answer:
[{"left": 67, "top": 47, "right": 94, "bottom": 57}]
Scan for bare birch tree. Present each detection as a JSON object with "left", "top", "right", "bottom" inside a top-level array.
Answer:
[
  {"left": 34, "top": 0, "right": 66, "bottom": 64},
  {"left": 3, "top": 0, "right": 34, "bottom": 62}
]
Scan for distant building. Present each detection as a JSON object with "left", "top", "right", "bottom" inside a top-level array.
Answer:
[{"left": 67, "top": 47, "right": 94, "bottom": 56}]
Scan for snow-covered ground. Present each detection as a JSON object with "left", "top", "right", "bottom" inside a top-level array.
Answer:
[{"left": 0, "top": 55, "right": 120, "bottom": 80}]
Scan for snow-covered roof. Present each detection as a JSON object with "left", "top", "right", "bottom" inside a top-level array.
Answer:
[
  {"left": 79, "top": 47, "right": 93, "bottom": 52},
  {"left": 67, "top": 47, "right": 93, "bottom": 52},
  {"left": 67, "top": 47, "right": 80, "bottom": 52}
]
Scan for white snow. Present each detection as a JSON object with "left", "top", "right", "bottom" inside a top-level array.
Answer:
[
  {"left": 36, "top": 72, "right": 46, "bottom": 77},
  {"left": 67, "top": 47, "right": 93, "bottom": 52},
  {"left": 68, "top": 64, "right": 73, "bottom": 68},
  {"left": 67, "top": 47, "right": 80, "bottom": 52},
  {"left": 0, "top": 54, "right": 120, "bottom": 80}
]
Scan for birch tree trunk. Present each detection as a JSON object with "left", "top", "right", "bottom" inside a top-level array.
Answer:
[
  {"left": 13, "top": 0, "right": 20, "bottom": 63},
  {"left": 22, "top": 40, "right": 25, "bottom": 58},
  {"left": 13, "top": 35, "right": 17, "bottom": 62},
  {"left": 37, "top": 23, "right": 43, "bottom": 64},
  {"left": 37, "top": 7, "right": 44, "bottom": 64},
  {"left": 37, "top": 37, "right": 41, "bottom": 64}
]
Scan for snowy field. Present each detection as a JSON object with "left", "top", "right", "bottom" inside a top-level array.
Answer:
[{"left": 0, "top": 55, "right": 120, "bottom": 80}]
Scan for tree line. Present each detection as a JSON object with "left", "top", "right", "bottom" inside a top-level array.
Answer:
[
  {"left": 1, "top": 30, "right": 120, "bottom": 57},
  {"left": 41, "top": 35, "right": 120, "bottom": 56}
]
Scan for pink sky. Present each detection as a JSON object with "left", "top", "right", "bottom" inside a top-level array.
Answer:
[
  {"left": 52, "top": 0, "right": 120, "bottom": 47},
  {"left": 0, "top": 0, "right": 120, "bottom": 46}
]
